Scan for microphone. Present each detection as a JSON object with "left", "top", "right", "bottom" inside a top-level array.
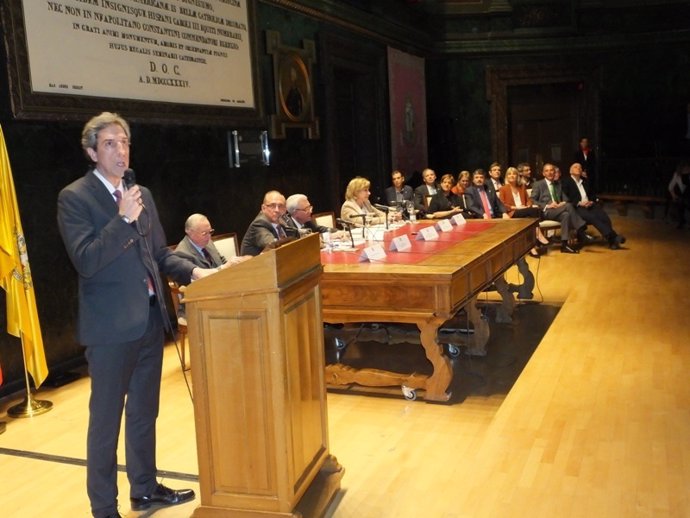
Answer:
[
  {"left": 336, "top": 218, "right": 355, "bottom": 227},
  {"left": 123, "top": 169, "right": 146, "bottom": 209},
  {"left": 348, "top": 213, "right": 367, "bottom": 224},
  {"left": 336, "top": 219, "right": 356, "bottom": 248},
  {"left": 123, "top": 168, "right": 136, "bottom": 189},
  {"left": 373, "top": 203, "right": 390, "bottom": 229}
]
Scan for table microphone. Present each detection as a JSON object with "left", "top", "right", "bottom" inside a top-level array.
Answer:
[
  {"left": 348, "top": 213, "right": 367, "bottom": 224},
  {"left": 373, "top": 204, "right": 390, "bottom": 229},
  {"left": 336, "top": 218, "right": 355, "bottom": 227},
  {"left": 336, "top": 218, "right": 356, "bottom": 248}
]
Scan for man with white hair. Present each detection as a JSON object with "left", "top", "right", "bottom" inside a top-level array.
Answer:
[
  {"left": 561, "top": 163, "right": 626, "bottom": 250},
  {"left": 173, "top": 213, "right": 226, "bottom": 268},
  {"left": 285, "top": 194, "right": 335, "bottom": 234}
]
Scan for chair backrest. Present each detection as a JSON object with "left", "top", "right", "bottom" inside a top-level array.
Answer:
[
  {"left": 212, "top": 232, "right": 239, "bottom": 259},
  {"left": 312, "top": 211, "right": 336, "bottom": 229}
]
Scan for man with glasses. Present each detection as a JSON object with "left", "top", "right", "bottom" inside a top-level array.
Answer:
[
  {"left": 240, "top": 190, "right": 291, "bottom": 256},
  {"left": 173, "top": 213, "right": 226, "bottom": 268},
  {"left": 285, "top": 194, "right": 335, "bottom": 235}
]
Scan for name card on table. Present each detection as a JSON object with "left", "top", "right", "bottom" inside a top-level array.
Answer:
[
  {"left": 359, "top": 244, "right": 387, "bottom": 262},
  {"left": 451, "top": 213, "right": 466, "bottom": 226},
  {"left": 416, "top": 225, "right": 439, "bottom": 241},
  {"left": 435, "top": 219, "right": 454, "bottom": 232},
  {"left": 389, "top": 234, "right": 412, "bottom": 252}
]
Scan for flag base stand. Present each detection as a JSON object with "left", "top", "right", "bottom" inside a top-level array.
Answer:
[{"left": 7, "top": 394, "right": 53, "bottom": 418}]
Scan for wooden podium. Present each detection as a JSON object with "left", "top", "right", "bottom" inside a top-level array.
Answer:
[{"left": 183, "top": 234, "right": 343, "bottom": 517}]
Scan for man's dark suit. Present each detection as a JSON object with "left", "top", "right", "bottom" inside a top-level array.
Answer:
[
  {"left": 384, "top": 185, "right": 414, "bottom": 206},
  {"left": 284, "top": 215, "right": 333, "bottom": 235},
  {"left": 465, "top": 185, "right": 506, "bottom": 219},
  {"left": 560, "top": 175, "right": 614, "bottom": 239},
  {"left": 57, "top": 170, "right": 195, "bottom": 517},
  {"left": 530, "top": 178, "right": 586, "bottom": 241},
  {"left": 240, "top": 212, "right": 288, "bottom": 256},
  {"left": 413, "top": 183, "right": 438, "bottom": 212},
  {"left": 173, "top": 235, "right": 225, "bottom": 268}
]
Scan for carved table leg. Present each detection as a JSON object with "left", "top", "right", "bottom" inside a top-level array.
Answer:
[
  {"left": 493, "top": 276, "right": 515, "bottom": 324},
  {"left": 509, "top": 257, "right": 534, "bottom": 300},
  {"left": 417, "top": 317, "right": 452, "bottom": 401},
  {"left": 464, "top": 296, "right": 490, "bottom": 356}
]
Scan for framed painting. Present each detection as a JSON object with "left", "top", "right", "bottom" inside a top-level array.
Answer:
[{"left": 266, "top": 30, "right": 319, "bottom": 139}]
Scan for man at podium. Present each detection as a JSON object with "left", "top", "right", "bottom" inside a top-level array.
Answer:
[{"left": 57, "top": 112, "right": 218, "bottom": 518}]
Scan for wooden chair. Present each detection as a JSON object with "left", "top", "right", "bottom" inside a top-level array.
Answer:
[
  {"left": 167, "top": 279, "right": 190, "bottom": 370},
  {"left": 312, "top": 211, "right": 336, "bottom": 229},
  {"left": 166, "top": 233, "right": 239, "bottom": 371},
  {"left": 212, "top": 232, "right": 239, "bottom": 260},
  {"left": 539, "top": 220, "right": 561, "bottom": 240}
]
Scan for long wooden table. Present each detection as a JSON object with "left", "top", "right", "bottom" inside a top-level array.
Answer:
[{"left": 319, "top": 218, "right": 537, "bottom": 402}]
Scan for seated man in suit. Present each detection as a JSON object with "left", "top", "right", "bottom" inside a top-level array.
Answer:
[
  {"left": 413, "top": 168, "right": 439, "bottom": 214},
  {"left": 487, "top": 161, "right": 503, "bottom": 195},
  {"left": 173, "top": 214, "right": 226, "bottom": 269},
  {"left": 240, "top": 190, "right": 292, "bottom": 256},
  {"left": 384, "top": 170, "right": 414, "bottom": 207},
  {"left": 465, "top": 168, "right": 509, "bottom": 219},
  {"left": 561, "top": 163, "right": 626, "bottom": 249},
  {"left": 530, "top": 163, "right": 587, "bottom": 254},
  {"left": 285, "top": 194, "right": 337, "bottom": 234},
  {"left": 174, "top": 213, "right": 250, "bottom": 267}
]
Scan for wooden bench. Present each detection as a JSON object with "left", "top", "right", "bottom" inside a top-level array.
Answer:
[{"left": 597, "top": 194, "right": 666, "bottom": 219}]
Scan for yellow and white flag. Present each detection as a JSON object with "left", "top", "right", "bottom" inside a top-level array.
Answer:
[{"left": 0, "top": 124, "right": 49, "bottom": 388}]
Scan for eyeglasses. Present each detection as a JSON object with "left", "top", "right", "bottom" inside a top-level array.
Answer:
[
  {"left": 296, "top": 205, "right": 313, "bottom": 212},
  {"left": 196, "top": 228, "right": 215, "bottom": 236},
  {"left": 264, "top": 203, "right": 286, "bottom": 210}
]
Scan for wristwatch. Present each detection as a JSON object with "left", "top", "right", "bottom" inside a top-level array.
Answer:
[{"left": 120, "top": 214, "right": 132, "bottom": 224}]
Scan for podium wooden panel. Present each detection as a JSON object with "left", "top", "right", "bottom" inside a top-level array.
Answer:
[{"left": 183, "top": 235, "right": 343, "bottom": 517}]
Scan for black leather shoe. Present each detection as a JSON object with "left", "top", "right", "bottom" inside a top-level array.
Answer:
[
  {"left": 130, "top": 484, "right": 195, "bottom": 511},
  {"left": 618, "top": 234, "right": 626, "bottom": 244},
  {"left": 561, "top": 244, "right": 579, "bottom": 254},
  {"left": 577, "top": 231, "right": 595, "bottom": 245}
]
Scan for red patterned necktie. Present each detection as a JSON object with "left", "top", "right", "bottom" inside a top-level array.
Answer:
[{"left": 479, "top": 190, "right": 492, "bottom": 218}]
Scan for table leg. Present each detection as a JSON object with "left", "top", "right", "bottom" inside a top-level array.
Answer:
[
  {"left": 493, "top": 276, "right": 515, "bottom": 324},
  {"left": 509, "top": 257, "right": 534, "bottom": 300},
  {"left": 417, "top": 316, "right": 452, "bottom": 401},
  {"left": 464, "top": 296, "right": 490, "bottom": 356}
]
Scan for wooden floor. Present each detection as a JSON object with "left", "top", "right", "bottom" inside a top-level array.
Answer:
[{"left": 2, "top": 213, "right": 689, "bottom": 518}]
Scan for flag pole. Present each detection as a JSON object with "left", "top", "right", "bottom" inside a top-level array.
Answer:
[{"left": 7, "top": 333, "right": 52, "bottom": 418}]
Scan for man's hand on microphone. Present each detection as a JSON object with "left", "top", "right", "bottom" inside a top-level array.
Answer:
[{"left": 119, "top": 185, "right": 143, "bottom": 221}]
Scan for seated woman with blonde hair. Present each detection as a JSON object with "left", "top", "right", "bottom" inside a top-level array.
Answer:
[
  {"left": 498, "top": 166, "right": 550, "bottom": 257},
  {"left": 341, "top": 176, "right": 396, "bottom": 225}
]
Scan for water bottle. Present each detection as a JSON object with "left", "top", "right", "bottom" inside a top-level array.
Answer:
[{"left": 322, "top": 231, "right": 333, "bottom": 253}]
